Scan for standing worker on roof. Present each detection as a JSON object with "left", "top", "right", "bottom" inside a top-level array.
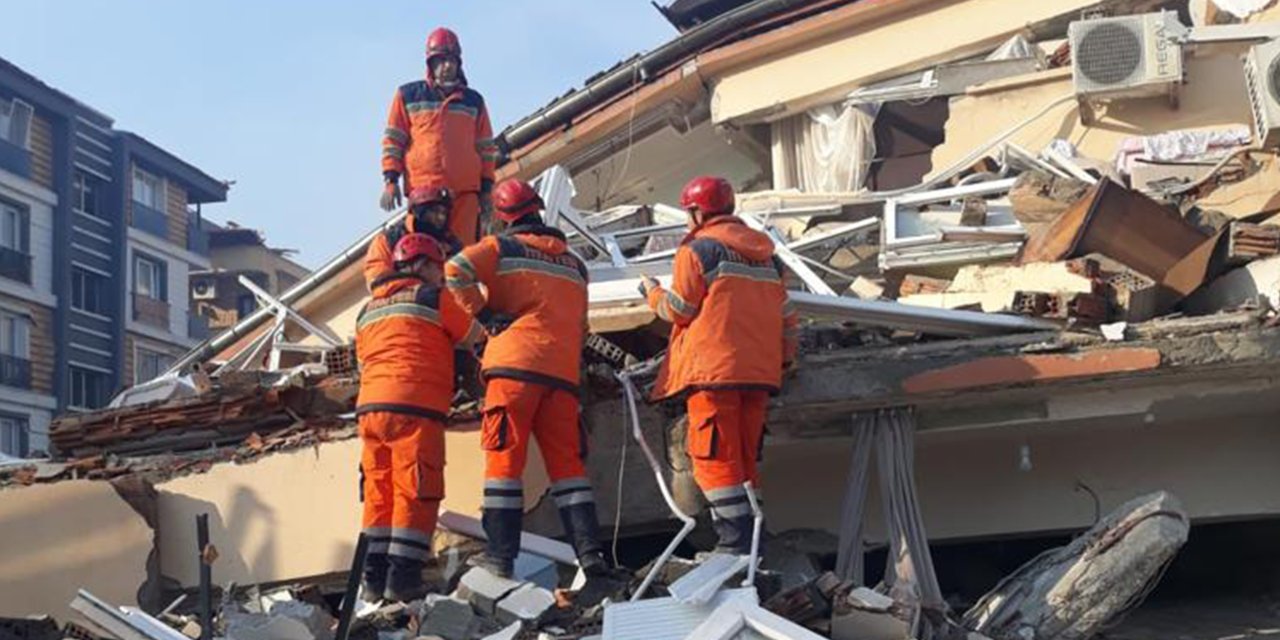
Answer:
[
  {"left": 640, "top": 176, "right": 799, "bottom": 555},
  {"left": 444, "top": 178, "right": 610, "bottom": 579},
  {"left": 378, "top": 27, "right": 498, "bottom": 243},
  {"left": 355, "top": 233, "right": 484, "bottom": 602}
]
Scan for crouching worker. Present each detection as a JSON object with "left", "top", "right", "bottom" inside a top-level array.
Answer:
[
  {"left": 355, "top": 233, "right": 484, "bottom": 602},
  {"left": 640, "top": 176, "right": 798, "bottom": 555},
  {"left": 444, "top": 178, "right": 609, "bottom": 579}
]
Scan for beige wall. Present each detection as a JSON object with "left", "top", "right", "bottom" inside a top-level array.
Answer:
[
  {"left": 0, "top": 481, "right": 152, "bottom": 617},
  {"left": 710, "top": 0, "right": 1103, "bottom": 124},
  {"left": 931, "top": 51, "right": 1254, "bottom": 174},
  {"left": 762, "top": 411, "right": 1280, "bottom": 543},
  {"left": 28, "top": 113, "right": 54, "bottom": 190},
  {"left": 157, "top": 428, "right": 550, "bottom": 587},
  {"left": 208, "top": 243, "right": 309, "bottom": 295}
]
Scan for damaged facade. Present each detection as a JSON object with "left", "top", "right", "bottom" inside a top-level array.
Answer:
[{"left": 7, "top": 0, "right": 1280, "bottom": 638}]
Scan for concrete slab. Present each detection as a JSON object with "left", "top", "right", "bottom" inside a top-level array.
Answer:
[
  {"left": 419, "top": 597, "right": 474, "bottom": 640},
  {"left": 495, "top": 583, "right": 556, "bottom": 626},
  {"left": 456, "top": 567, "right": 524, "bottom": 617}
]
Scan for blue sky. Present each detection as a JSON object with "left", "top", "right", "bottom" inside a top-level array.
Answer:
[{"left": 4, "top": 1, "right": 675, "bottom": 267}]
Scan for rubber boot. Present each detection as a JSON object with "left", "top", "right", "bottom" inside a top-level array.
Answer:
[
  {"left": 473, "top": 506, "right": 521, "bottom": 579},
  {"left": 711, "top": 514, "right": 755, "bottom": 556},
  {"left": 361, "top": 552, "right": 388, "bottom": 603},
  {"left": 558, "top": 502, "right": 609, "bottom": 576},
  {"left": 385, "top": 556, "right": 428, "bottom": 602}
]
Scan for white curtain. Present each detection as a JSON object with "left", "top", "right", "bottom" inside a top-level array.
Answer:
[{"left": 771, "top": 103, "right": 879, "bottom": 193}]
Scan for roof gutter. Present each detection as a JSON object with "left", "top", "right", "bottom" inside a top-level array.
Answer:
[
  {"left": 499, "top": 0, "right": 824, "bottom": 155},
  {"left": 168, "top": 210, "right": 408, "bottom": 374}
]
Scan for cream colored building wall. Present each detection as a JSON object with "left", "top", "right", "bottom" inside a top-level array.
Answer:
[
  {"left": 0, "top": 482, "right": 151, "bottom": 617},
  {"left": 931, "top": 51, "right": 1254, "bottom": 174},
  {"left": 710, "top": 0, "right": 1105, "bottom": 124},
  {"left": 209, "top": 243, "right": 309, "bottom": 294}
]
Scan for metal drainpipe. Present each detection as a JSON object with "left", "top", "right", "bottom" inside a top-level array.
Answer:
[
  {"left": 499, "top": 0, "right": 818, "bottom": 152},
  {"left": 165, "top": 209, "right": 408, "bottom": 375}
]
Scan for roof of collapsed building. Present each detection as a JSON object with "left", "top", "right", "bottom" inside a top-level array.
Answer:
[{"left": 10, "top": 0, "right": 1280, "bottom": 638}]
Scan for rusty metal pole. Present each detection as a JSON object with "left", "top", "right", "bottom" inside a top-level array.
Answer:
[
  {"left": 334, "top": 533, "right": 370, "bottom": 640},
  {"left": 196, "top": 514, "right": 213, "bottom": 640}
]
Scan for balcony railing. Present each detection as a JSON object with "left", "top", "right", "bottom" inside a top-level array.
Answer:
[
  {"left": 0, "top": 246, "right": 31, "bottom": 284},
  {"left": 130, "top": 201, "right": 169, "bottom": 238},
  {"left": 0, "top": 353, "right": 32, "bottom": 390},
  {"left": 187, "top": 223, "right": 209, "bottom": 255},
  {"left": 132, "top": 293, "right": 170, "bottom": 329},
  {"left": 188, "top": 312, "right": 211, "bottom": 341}
]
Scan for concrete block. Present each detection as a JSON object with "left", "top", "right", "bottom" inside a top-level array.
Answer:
[
  {"left": 482, "top": 622, "right": 522, "bottom": 640},
  {"left": 418, "top": 597, "right": 474, "bottom": 640},
  {"left": 495, "top": 583, "right": 556, "bottom": 626},
  {"left": 513, "top": 552, "right": 559, "bottom": 591},
  {"left": 456, "top": 567, "right": 524, "bottom": 617}
]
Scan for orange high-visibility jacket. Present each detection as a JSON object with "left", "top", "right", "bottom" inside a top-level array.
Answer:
[
  {"left": 356, "top": 275, "right": 485, "bottom": 421},
  {"left": 445, "top": 224, "right": 588, "bottom": 391},
  {"left": 647, "top": 216, "right": 798, "bottom": 400},
  {"left": 382, "top": 80, "right": 498, "bottom": 196}
]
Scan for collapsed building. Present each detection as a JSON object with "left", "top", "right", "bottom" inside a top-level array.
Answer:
[{"left": 6, "top": 0, "right": 1280, "bottom": 638}]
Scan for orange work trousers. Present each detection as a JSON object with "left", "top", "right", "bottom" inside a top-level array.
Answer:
[
  {"left": 685, "top": 389, "right": 769, "bottom": 521},
  {"left": 481, "top": 378, "right": 586, "bottom": 483},
  {"left": 359, "top": 411, "right": 445, "bottom": 563},
  {"left": 362, "top": 192, "right": 481, "bottom": 289}
]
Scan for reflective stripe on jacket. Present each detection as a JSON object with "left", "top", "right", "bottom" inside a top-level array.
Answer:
[
  {"left": 445, "top": 223, "right": 588, "bottom": 391},
  {"left": 647, "top": 216, "right": 798, "bottom": 400},
  {"left": 382, "top": 80, "right": 497, "bottom": 195},
  {"left": 356, "top": 275, "right": 484, "bottom": 419}
]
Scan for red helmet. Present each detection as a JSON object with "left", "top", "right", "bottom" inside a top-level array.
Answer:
[
  {"left": 408, "top": 183, "right": 451, "bottom": 207},
  {"left": 393, "top": 232, "right": 446, "bottom": 266},
  {"left": 680, "top": 176, "right": 735, "bottom": 217},
  {"left": 492, "top": 179, "right": 544, "bottom": 223},
  {"left": 426, "top": 28, "right": 462, "bottom": 61}
]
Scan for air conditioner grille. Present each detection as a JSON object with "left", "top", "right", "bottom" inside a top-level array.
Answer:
[
  {"left": 1269, "top": 56, "right": 1280, "bottom": 105},
  {"left": 1077, "top": 23, "right": 1143, "bottom": 85}
]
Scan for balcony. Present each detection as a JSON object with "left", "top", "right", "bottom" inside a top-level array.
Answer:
[
  {"left": 0, "top": 246, "right": 31, "bottom": 284},
  {"left": 187, "top": 223, "right": 209, "bottom": 255},
  {"left": 0, "top": 353, "right": 32, "bottom": 390},
  {"left": 131, "top": 201, "right": 169, "bottom": 238},
  {"left": 0, "top": 139, "right": 31, "bottom": 179},
  {"left": 132, "top": 293, "right": 170, "bottom": 329},
  {"left": 188, "top": 312, "right": 211, "bottom": 341}
]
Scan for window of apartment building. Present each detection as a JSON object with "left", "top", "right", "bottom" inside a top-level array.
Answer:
[
  {"left": 0, "top": 414, "right": 29, "bottom": 457},
  {"left": 0, "top": 310, "right": 30, "bottom": 360},
  {"left": 236, "top": 294, "right": 257, "bottom": 319},
  {"left": 73, "top": 171, "right": 103, "bottom": 217},
  {"left": 0, "top": 201, "right": 27, "bottom": 253},
  {"left": 134, "top": 253, "right": 166, "bottom": 301},
  {"left": 135, "top": 347, "right": 174, "bottom": 385},
  {"left": 0, "top": 98, "right": 33, "bottom": 149},
  {"left": 72, "top": 267, "right": 108, "bottom": 314},
  {"left": 132, "top": 168, "right": 163, "bottom": 211},
  {"left": 68, "top": 366, "right": 110, "bottom": 410}
]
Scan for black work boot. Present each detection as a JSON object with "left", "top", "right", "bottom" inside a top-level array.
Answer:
[
  {"left": 557, "top": 501, "right": 609, "bottom": 576},
  {"left": 385, "top": 556, "right": 428, "bottom": 602},
  {"left": 475, "top": 506, "right": 522, "bottom": 579},
  {"left": 711, "top": 514, "right": 755, "bottom": 556},
  {"left": 361, "top": 552, "right": 389, "bottom": 603}
]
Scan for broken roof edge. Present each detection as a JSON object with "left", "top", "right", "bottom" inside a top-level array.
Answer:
[{"left": 167, "top": 209, "right": 407, "bottom": 375}]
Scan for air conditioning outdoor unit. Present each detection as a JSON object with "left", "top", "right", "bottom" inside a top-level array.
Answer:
[
  {"left": 1244, "top": 38, "right": 1280, "bottom": 149},
  {"left": 1070, "top": 12, "right": 1186, "bottom": 99},
  {"left": 192, "top": 278, "right": 217, "bottom": 300}
]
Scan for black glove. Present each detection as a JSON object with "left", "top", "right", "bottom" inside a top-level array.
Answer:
[{"left": 477, "top": 309, "right": 515, "bottom": 336}]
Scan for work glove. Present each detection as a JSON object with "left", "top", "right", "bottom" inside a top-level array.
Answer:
[
  {"left": 477, "top": 309, "right": 515, "bottom": 336},
  {"left": 379, "top": 180, "right": 403, "bottom": 212},
  {"left": 638, "top": 275, "right": 660, "bottom": 298}
]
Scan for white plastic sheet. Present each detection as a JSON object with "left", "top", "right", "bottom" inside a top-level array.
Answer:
[
  {"left": 1114, "top": 126, "right": 1251, "bottom": 174},
  {"left": 1210, "top": 0, "right": 1276, "bottom": 18}
]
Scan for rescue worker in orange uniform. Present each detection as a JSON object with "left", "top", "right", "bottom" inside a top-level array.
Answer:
[
  {"left": 355, "top": 233, "right": 484, "bottom": 602},
  {"left": 365, "top": 181, "right": 465, "bottom": 291},
  {"left": 444, "top": 179, "right": 608, "bottom": 578},
  {"left": 379, "top": 27, "right": 498, "bottom": 246},
  {"left": 640, "top": 176, "right": 799, "bottom": 555}
]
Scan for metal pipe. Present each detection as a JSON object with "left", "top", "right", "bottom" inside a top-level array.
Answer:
[
  {"left": 500, "top": 0, "right": 819, "bottom": 153},
  {"left": 618, "top": 368, "right": 697, "bottom": 602},
  {"left": 167, "top": 208, "right": 409, "bottom": 374},
  {"left": 742, "top": 482, "right": 764, "bottom": 588},
  {"left": 334, "top": 533, "right": 370, "bottom": 640},
  {"left": 196, "top": 514, "right": 212, "bottom": 640}
]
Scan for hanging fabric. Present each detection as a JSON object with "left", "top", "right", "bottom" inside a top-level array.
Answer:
[{"left": 771, "top": 103, "right": 879, "bottom": 193}]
